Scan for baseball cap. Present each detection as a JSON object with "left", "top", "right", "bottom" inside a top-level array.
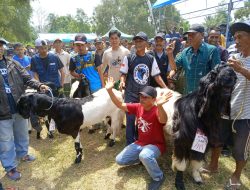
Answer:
[
  {"left": 139, "top": 86, "right": 157, "bottom": 98},
  {"left": 53, "top": 38, "right": 62, "bottom": 43},
  {"left": 94, "top": 37, "right": 102, "bottom": 44},
  {"left": 133, "top": 32, "right": 148, "bottom": 41},
  {"left": 35, "top": 38, "right": 48, "bottom": 47},
  {"left": 74, "top": 34, "right": 87, "bottom": 44},
  {"left": 0, "top": 38, "right": 7, "bottom": 45},
  {"left": 154, "top": 33, "right": 165, "bottom": 40},
  {"left": 230, "top": 20, "right": 250, "bottom": 35},
  {"left": 183, "top": 24, "right": 205, "bottom": 35}
]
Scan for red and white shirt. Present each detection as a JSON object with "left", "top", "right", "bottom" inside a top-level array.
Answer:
[{"left": 127, "top": 103, "right": 166, "bottom": 154}]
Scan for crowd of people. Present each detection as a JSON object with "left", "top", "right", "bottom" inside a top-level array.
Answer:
[{"left": 0, "top": 20, "right": 249, "bottom": 190}]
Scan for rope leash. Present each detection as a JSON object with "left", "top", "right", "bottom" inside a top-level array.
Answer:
[{"left": 44, "top": 87, "right": 54, "bottom": 110}]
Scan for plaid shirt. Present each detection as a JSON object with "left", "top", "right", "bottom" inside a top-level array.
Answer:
[{"left": 175, "top": 42, "right": 220, "bottom": 94}]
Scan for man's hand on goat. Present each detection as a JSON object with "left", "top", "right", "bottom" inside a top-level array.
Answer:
[
  {"left": 105, "top": 77, "right": 115, "bottom": 90},
  {"left": 156, "top": 91, "right": 173, "bottom": 106},
  {"left": 39, "top": 84, "right": 49, "bottom": 93},
  {"left": 228, "top": 56, "right": 244, "bottom": 73}
]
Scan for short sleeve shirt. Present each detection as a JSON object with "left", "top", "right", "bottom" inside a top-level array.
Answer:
[
  {"left": 69, "top": 52, "right": 102, "bottom": 92},
  {"left": 102, "top": 46, "right": 130, "bottom": 81},
  {"left": 126, "top": 103, "right": 166, "bottom": 154}
]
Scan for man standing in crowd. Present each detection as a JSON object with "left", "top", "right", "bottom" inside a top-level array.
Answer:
[
  {"left": 31, "top": 38, "right": 65, "bottom": 94},
  {"left": 94, "top": 37, "right": 104, "bottom": 63},
  {"left": 149, "top": 33, "right": 176, "bottom": 89},
  {"left": 208, "top": 29, "right": 229, "bottom": 62},
  {"left": 171, "top": 24, "right": 221, "bottom": 94},
  {"left": 224, "top": 20, "right": 250, "bottom": 189},
  {"left": 120, "top": 32, "right": 167, "bottom": 145},
  {"left": 0, "top": 38, "right": 48, "bottom": 180},
  {"left": 51, "top": 38, "right": 71, "bottom": 97},
  {"left": 69, "top": 33, "right": 104, "bottom": 92},
  {"left": 13, "top": 43, "right": 32, "bottom": 77},
  {"left": 102, "top": 30, "right": 130, "bottom": 89},
  {"left": 31, "top": 38, "right": 65, "bottom": 137},
  {"left": 106, "top": 77, "right": 172, "bottom": 190}
]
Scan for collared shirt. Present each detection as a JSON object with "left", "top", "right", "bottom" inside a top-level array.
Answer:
[
  {"left": 230, "top": 53, "right": 250, "bottom": 119},
  {"left": 175, "top": 42, "right": 221, "bottom": 94}
]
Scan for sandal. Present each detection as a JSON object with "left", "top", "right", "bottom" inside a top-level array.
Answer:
[{"left": 224, "top": 179, "right": 241, "bottom": 190}]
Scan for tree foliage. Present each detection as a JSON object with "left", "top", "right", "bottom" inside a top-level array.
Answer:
[
  {"left": 234, "top": 1, "right": 250, "bottom": 21},
  {"left": 93, "top": 0, "right": 185, "bottom": 37},
  {"left": 46, "top": 9, "right": 91, "bottom": 33},
  {"left": 203, "top": 7, "right": 228, "bottom": 30},
  {"left": 0, "top": 0, "right": 35, "bottom": 42}
]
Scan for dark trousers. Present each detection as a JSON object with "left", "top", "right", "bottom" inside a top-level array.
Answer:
[
  {"left": 124, "top": 94, "right": 139, "bottom": 145},
  {"left": 125, "top": 113, "right": 137, "bottom": 145}
]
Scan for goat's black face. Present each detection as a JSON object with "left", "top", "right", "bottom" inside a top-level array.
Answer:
[
  {"left": 17, "top": 93, "right": 52, "bottom": 118},
  {"left": 198, "top": 64, "right": 237, "bottom": 117},
  {"left": 215, "top": 66, "right": 237, "bottom": 97}
]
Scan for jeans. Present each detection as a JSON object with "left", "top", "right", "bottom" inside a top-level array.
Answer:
[
  {"left": 0, "top": 114, "right": 29, "bottom": 172},
  {"left": 124, "top": 95, "right": 138, "bottom": 145},
  {"left": 116, "top": 143, "right": 163, "bottom": 181}
]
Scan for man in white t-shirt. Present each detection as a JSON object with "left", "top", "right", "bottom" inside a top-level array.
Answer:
[
  {"left": 102, "top": 30, "right": 130, "bottom": 89},
  {"left": 52, "top": 38, "right": 71, "bottom": 96}
]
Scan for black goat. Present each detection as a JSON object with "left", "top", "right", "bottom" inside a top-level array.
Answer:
[{"left": 171, "top": 64, "right": 237, "bottom": 190}]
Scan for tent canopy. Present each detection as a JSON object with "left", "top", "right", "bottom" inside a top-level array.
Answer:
[
  {"left": 38, "top": 33, "right": 97, "bottom": 43},
  {"left": 152, "top": 0, "right": 181, "bottom": 9},
  {"left": 102, "top": 26, "right": 133, "bottom": 39}
]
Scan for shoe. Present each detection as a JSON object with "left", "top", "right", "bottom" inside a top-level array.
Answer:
[
  {"left": 221, "top": 149, "right": 231, "bottom": 157},
  {"left": 22, "top": 155, "right": 36, "bottom": 162},
  {"left": 6, "top": 168, "right": 21, "bottom": 181},
  {"left": 148, "top": 174, "right": 166, "bottom": 190}
]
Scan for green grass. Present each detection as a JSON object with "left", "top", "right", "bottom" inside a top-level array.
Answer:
[{"left": 0, "top": 127, "right": 249, "bottom": 190}]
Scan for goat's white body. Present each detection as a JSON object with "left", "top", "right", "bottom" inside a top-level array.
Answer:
[
  {"left": 69, "top": 80, "right": 79, "bottom": 98},
  {"left": 80, "top": 88, "right": 124, "bottom": 139},
  {"left": 156, "top": 88, "right": 182, "bottom": 135}
]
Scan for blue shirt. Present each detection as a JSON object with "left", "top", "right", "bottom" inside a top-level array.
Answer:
[
  {"left": 0, "top": 59, "right": 17, "bottom": 114},
  {"left": 31, "top": 53, "right": 64, "bottom": 88},
  {"left": 69, "top": 52, "right": 102, "bottom": 93},
  {"left": 13, "top": 55, "right": 33, "bottom": 77},
  {"left": 175, "top": 42, "right": 221, "bottom": 94}
]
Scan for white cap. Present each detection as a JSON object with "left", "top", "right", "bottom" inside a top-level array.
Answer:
[{"left": 35, "top": 38, "right": 47, "bottom": 47}]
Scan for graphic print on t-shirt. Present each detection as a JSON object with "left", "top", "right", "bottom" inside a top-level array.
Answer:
[
  {"left": 110, "top": 56, "right": 122, "bottom": 67},
  {"left": 133, "top": 64, "right": 150, "bottom": 85},
  {"left": 0, "top": 68, "right": 11, "bottom": 93},
  {"left": 137, "top": 117, "right": 152, "bottom": 132}
]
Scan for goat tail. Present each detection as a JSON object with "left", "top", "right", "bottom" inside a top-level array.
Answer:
[{"left": 70, "top": 80, "right": 80, "bottom": 98}]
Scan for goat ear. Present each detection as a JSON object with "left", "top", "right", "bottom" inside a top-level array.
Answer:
[{"left": 198, "top": 83, "right": 214, "bottom": 118}]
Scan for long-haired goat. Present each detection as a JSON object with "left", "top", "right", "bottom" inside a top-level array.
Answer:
[{"left": 169, "top": 64, "right": 237, "bottom": 190}]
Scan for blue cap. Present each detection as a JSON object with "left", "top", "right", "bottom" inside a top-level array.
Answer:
[{"left": 133, "top": 32, "right": 148, "bottom": 41}]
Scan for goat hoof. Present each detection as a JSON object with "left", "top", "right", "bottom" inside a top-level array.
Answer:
[
  {"left": 48, "top": 132, "right": 54, "bottom": 139},
  {"left": 88, "top": 129, "right": 95, "bottom": 134},
  {"left": 74, "top": 156, "right": 82, "bottom": 164},
  {"left": 175, "top": 182, "right": 185, "bottom": 190},
  {"left": 36, "top": 132, "right": 41, "bottom": 139},
  {"left": 28, "top": 130, "right": 32, "bottom": 134},
  {"left": 104, "top": 133, "right": 111, "bottom": 140},
  {"left": 108, "top": 139, "right": 115, "bottom": 147},
  {"left": 195, "top": 181, "right": 202, "bottom": 185}
]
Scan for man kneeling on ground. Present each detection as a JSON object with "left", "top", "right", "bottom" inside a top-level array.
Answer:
[{"left": 106, "top": 77, "right": 172, "bottom": 190}]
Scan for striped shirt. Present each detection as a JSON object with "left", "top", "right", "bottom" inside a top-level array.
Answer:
[{"left": 230, "top": 53, "right": 250, "bottom": 119}]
